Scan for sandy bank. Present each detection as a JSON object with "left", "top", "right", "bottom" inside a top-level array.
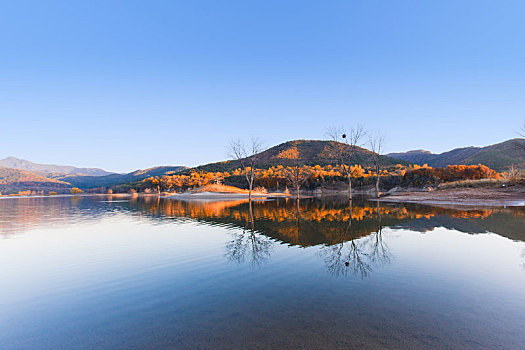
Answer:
[
  {"left": 164, "top": 191, "right": 289, "bottom": 201},
  {"left": 377, "top": 188, "right": 525, "bottom": 207}
]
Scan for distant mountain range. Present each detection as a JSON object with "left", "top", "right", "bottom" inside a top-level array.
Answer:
[
  {"left": 388, "top": 138, "right": 525, "bottom": 171},
  {"left": 58, "top": 166, "right": 189, "bottom": 189},
  {"left": 0, "top": 156, "right": 114, "bottom": 176},
  {"left": 0, "top": 158, "right": 187, "bottom": 194}
]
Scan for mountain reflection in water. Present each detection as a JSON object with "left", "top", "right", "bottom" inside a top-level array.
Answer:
[{"left": 2, "top": 195, "right": 524, "bottom": 277}]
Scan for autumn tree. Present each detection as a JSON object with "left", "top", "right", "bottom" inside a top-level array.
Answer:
[
  {"left": 228, "top": 138, "right": 264, "bottom": 200},
  {"left": 326, "top": 124, "right": 366, "bottom": 200},
  {"left": 71, "top": 187, "right": 84, "bottom": 194},
  {"left": 150, "top": 178, "right": 161, "bottom": 195},
  {"left": 368, "top": 132, "right": 386, "bottom": 198}
]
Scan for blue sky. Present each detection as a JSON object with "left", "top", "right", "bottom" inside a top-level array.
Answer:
[{"left": 1, "top": 1, "right": 524, "bottom": 172}]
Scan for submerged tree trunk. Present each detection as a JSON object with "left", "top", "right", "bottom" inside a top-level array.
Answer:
[
  {"left": 347, "top": 198, "right": 353, "bottom": 234},
  {"left": 249, "top": 199, "right": 254, "bottom": 231},
  {"left": 347, "top": 173, "right": 352, "bottom": 200},
  {"left": 375, "top": 173, "right": 380, "bottom": 198}
]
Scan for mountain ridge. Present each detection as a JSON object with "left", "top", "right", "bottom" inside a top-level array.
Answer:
[
  {"left": 0, "top": 156, "right": 114, "bottom": 176},
  {"left": 388, "top": 139, "right": 525, "bottom": 171},
  {"left": 58, "top": 165, "right": 189, "bottom": 189}
]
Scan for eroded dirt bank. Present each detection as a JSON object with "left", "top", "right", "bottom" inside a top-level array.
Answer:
[{"left": 377, "top": 188, "right": 525, "bottom": 207}]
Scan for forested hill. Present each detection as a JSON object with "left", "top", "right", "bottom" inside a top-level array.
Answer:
[
  {"left": 388, "top": 138, "right": 525, "bottom": 171},
  {"left": 189, "top": 140, "right": 407, "bottom": 173}
]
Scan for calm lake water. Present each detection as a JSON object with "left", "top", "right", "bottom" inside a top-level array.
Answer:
[{"left": 1, "top": 195, "right": 525, "bottom": 349}]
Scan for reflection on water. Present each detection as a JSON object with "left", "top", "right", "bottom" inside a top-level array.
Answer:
[
  {"left": 319, "top": 220, "right": 391, "bottom": 278},
  {"left": 3, "top": 195, "right": 524, "bottom": 242},
  {"left": 1, "top": 195, "right": 525, "bottom": 349},
  {"left": 226, "top": 201, "right": 274, "bottom": 267},
  {"left": 2, "top": 195, "right": 525, "bottom": 277}
]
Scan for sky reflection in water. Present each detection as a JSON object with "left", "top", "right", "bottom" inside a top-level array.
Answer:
[{"left": 1, "top": 196, "right": 524, "bottom": 349}]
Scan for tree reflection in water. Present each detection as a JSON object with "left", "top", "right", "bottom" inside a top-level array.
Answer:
[
  {"left": 225, "top": 200, "right": 273, "bottom": 268},
  {"left": 319, "top": 200, "right": 391, "bottom": 278}
]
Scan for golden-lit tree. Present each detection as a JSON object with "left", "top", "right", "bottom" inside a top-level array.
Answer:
[
  {"left": 150, "top": 178, "right": 161, "bottom": 195},
  {"left": 326, "top": 124, "right": 366, "bottom": 200}
]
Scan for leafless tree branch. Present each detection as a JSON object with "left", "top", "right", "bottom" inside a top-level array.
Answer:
[
  {"left": 283, "top": 165, "right": 311, "bottom": 200},
  {"left": 518, "top": 120, "right": 525, "bottom": 151},
  {"left": 326, "top": 124, "right": 366, "bottom": 199},
  {"left": 227, "top": 138, "right": 265, "bottom": 200},
  {"left": 368, "top": 132, "right": 386, "bottom": 198}
]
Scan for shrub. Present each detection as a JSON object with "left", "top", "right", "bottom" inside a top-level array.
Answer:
[
  {"left": 402, "top": 164, "right": 499, "bottom": 188},
  {"left": 253, "top": 186, "right": 267, "bottom": 193}
]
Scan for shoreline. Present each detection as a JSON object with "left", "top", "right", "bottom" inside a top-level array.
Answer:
[
  {"left": 376, "top": 188, "right": 525, "bottom": 207},
  {"left": 2, "top": 188, "right": 525, "bottom": 207},
  {"left": 163, "top": 191, "right": 291, "bottom": 201}
]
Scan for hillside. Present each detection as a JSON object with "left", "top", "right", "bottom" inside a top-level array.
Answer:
[
  {"left": 0, "top": 156, "right": 113, "bottom": 176},
  {"left": 388, "top": 139, "right": 525, "bottom": 171},
  {"left": 0, "top": 167, "right": 72, "bottom": 194},
  {"left": 190, "top": 140, "right": 407, "bottom": 173},
  {"left": 59, "top": 165, "right": 188, "bottom": 189}
]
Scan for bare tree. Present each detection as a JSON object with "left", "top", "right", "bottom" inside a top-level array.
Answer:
[
  {"left": 283, "top": 165, "right": 311, "bottom": 200},
  {"left": 228, "top": 138, "right": 264, "bottom": 201},
  {"left": 326, "top": 124, "right": 366, "bottom": 200},
  {"left": 368, "top": 132, "right": 386, "bottom": 198},
  {"left": 519, "top": 120, "right": 525, "bottom": 151}
]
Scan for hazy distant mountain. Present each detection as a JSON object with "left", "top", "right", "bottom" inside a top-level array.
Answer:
[
  {"left": 59, "top": 165, "right": 188, "bottom": 189},
  {"left": 0, "top": 156, "right": 114, "bottom": 176},
  {"left": 191, "top": 140, "right": 408, "bottom": 173},
  {"left": 388, "top": 139, "right": 525, "bottom": 171},
  {"left": 0, "top": 166, "right": 72, "bottom": 194}
]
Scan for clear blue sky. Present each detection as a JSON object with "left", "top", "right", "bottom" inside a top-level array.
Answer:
[{"left": 1, "top": 0, "right": 524, "bottom": 173}]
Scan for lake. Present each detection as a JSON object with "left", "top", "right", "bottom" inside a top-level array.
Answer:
[{"left": 1, "top": 195, "right": 524, "bottom": 349}]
